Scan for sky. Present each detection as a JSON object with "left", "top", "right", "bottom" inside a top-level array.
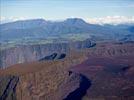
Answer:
[{"left": 0, "top": 0, "right": 134, "bottom": 24}]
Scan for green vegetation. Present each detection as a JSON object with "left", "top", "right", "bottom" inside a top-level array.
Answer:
[{"left": 0, "top": 34, "right": 91, "bottom": 50}]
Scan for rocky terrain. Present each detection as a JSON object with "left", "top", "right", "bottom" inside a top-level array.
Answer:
[
  {"left": 0, "top": 39, "right": 95, "bottom": 69},
  {"left": 0, "top": 42, "right": 134, "bottom": 100},
  {"left": 0, "top": 18, "right": 134, "bottom": 69},
  {"left": 0, "top": 18, "right": 134, "bottom": 100},
  {"left": 0, "top": 49, "right": 87, "bottom": 100}
]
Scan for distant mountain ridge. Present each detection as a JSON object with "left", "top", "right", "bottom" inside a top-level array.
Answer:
[{"left": 0, "top": 18, "right": 134, "bottom": 41}]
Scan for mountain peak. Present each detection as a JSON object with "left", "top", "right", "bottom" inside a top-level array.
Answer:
[{"left": 65, "top": 18, "right": 87, "bottom": 25}]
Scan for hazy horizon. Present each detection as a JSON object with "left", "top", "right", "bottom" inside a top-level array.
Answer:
[{"left": 1, "top": 0, "right": 134, "bottom": 24}]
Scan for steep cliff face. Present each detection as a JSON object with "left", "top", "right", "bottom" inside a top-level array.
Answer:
[
  {"left": 0, "top": 43, "right": 70, "bottom": 68},
  {"left": 0, "top": 50, "right": 87, "bottom": 100},
  {"left": 0, "top": 39, "right": 95, "bottom": 69},
  {"left": 0, "top": 75, "right": 19, "bottom": 100}
]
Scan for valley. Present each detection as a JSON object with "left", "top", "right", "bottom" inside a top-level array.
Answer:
[
  {"left": 0, "top": 18, "right": 134, "bottom": 100},
  {"left": 0, "top": 42, "right": 134, "bottom": 100}
]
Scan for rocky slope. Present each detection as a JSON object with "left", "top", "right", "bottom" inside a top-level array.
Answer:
[
  {"left": 0, "top": 75, "right": 19, "bottom": 100},
  {"left": 0, "top": 50, "right": 87, "bottom": 100},
  {"left": 0, "top": 42, "right": 134, "bottom": 100},
  {"left": 0, "top": 39, "right": 95, "bottom": 69},
  {"left": 71, "top": 55, "right": 134, "bottom": 99},
  {"left": 81, "top": 42, "right": 134, "bottom": 57}
]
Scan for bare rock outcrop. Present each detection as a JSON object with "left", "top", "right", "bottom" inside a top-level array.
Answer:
[{"left": 0, "top": 39, "right": 95, "bottom": 69}]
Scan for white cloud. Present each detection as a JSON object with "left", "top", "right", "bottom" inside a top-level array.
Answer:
[
  {"left": 0, "top": 16, "right": 30, "bottom": 24},
  {"left": 87, "top": 16, "right": 134, "bottom": 25},
  {"left": 1, "top": 16, "right": 6, "bottom": 21},
  {"left": 1, "top": 16, "right": 134, "bottom": 25}
]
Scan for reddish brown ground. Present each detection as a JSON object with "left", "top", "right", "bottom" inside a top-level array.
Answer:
[{"left": 0, "top": 42, "right": 134, "bottom": 100}]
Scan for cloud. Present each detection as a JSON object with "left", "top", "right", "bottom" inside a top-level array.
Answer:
[
  {"left": 87, "top": 16, "right": 134, "bottom": 25},
  {"left": 0, "top": 16, "right": 30, "bottom": 24},
  {"left": 1, "top": 16, "right": 134, "bottom": 25}
]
